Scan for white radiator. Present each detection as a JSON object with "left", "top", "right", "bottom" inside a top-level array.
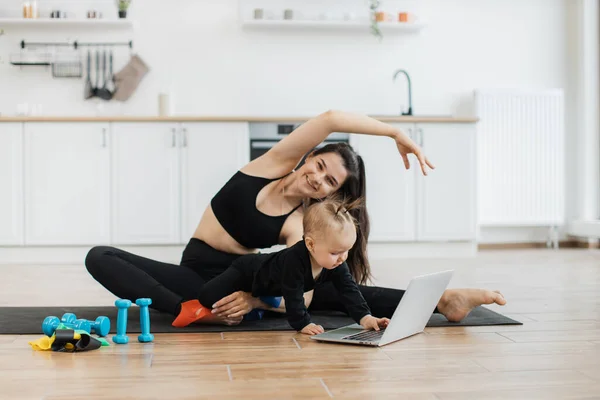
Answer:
[{"left": 475, "top": 89, "right": 565, "bottom": 227}]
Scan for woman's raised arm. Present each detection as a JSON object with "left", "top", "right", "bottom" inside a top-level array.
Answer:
[{"left": 266, "top": 110, "right": 435, "bottom": 175}]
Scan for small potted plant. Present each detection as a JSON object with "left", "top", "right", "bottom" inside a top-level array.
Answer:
[
  {"left": 117, "top": 0, "right": 131, "bottom": 18},
  {"left": 369, "top": 0, "right": 382, "bottom": 40}
]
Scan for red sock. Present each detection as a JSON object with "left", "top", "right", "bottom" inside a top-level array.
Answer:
[{"left": 172, "top": 300, "right": 211, "bottom": 328}]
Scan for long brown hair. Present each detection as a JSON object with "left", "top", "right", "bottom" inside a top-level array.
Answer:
[{"left": 306, "top": 143, "right": 371, "bottom": 284}]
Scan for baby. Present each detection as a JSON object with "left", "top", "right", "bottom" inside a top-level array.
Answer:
[{"left": 172, "top": 196, "right": 390, "bottom": 335}]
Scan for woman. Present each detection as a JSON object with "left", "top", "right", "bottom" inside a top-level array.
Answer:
[{"left": 85, "top": 110, "right": 506, "bottom": 326}]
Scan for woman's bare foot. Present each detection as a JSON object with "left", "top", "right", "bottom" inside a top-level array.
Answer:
[{"left": 437, "top": 289, "right": 506, "bottom": 322}]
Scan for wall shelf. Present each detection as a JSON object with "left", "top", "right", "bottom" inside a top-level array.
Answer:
[
  {"left": 0, "top": 18, "right": 135, "bottom": 29},
  {"left": 241, "top": 19, "right": 425, "bottom": 33}
]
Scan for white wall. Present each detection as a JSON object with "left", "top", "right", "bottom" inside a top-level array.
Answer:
[
  {"left": 0, "top": 0, "right": 570, "bottom": 116},
  {"left": 575, "top": 0, "right": 600, "bottom": 222},
  {"left": 0, "top": 0, "right": 577, "bottom": 243}
]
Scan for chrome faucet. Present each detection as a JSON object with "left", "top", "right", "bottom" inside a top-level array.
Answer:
[{"left": 393, "top": 69, "right": 413, "bottom": 116}]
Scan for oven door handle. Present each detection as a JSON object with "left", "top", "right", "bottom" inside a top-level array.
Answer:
[{"left": 250, "top": 141, "right": 279, "bottom": 149}]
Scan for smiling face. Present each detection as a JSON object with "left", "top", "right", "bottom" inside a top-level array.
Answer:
[{"left": 297, "top": 152, "right": 349, "bottom": 199}]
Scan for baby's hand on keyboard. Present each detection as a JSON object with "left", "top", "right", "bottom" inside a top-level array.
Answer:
[
  {"left": 300, "top": 323, "right": 324, "bottom": 335},
  {"left": 359, "top": 315, "right": 390, "bottom": 331}
]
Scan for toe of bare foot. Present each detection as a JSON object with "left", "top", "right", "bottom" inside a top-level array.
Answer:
[{"left": 492, "top": 290, "right": 507, "bottom": 305}]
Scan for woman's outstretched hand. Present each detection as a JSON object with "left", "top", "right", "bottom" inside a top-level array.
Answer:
[
  {"left": 394, "top": 130, "right": 435, "bottom": 175},
  {"left": 212, "top": 291, "right": 258, "bottom": 318}
]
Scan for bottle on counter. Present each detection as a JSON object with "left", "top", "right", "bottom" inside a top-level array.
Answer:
[
  {"left": 23, "top": 0, "right": 39, "bottom": 18},
  {"left": 23, "top": 1, "right": 31, "bottom": 18},
  {"left": 158, "top": 93, "right": 172, "bottom": 116}
]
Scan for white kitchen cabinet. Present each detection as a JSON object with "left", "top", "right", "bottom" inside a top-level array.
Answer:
[
  {"left": 350, "top": 124, "right": 417, "bottom": 241},
  {"left": 416, "top": 123, "right": 476, "bottom": 241},
  {"left": 352, "top": 122, "right": 476, "bottom": 242},
  {"left": 0, "top": 123, "right": 24, "bottom": 245},
  {"left": 13, "top": 119, "right": 474, "bottom": 249},
  {"left": 111, "top": 123, "right": 181, "bottom": 244},
  {"left": 180, "top": 122, "right": 249, "bottom": 242},
  {"left": 24, "top": 123, "right": 110, "bottom": 245}
]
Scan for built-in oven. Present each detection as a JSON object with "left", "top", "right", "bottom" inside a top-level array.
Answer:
[{"left": 249, "top": 122, "right": 350, "bottom": 165}]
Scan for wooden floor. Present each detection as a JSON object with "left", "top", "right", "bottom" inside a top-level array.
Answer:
[{"left": 1, "top": 248, "right": 599, "bottom": 399}]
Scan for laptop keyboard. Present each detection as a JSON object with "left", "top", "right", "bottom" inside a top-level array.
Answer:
[{"left": 342, "top": 329, "right": 386, "bottom": 342}]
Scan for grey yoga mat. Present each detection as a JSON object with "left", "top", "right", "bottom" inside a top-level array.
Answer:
[{"left": 0, "top": 306, "right": 520, "bottom": 335}]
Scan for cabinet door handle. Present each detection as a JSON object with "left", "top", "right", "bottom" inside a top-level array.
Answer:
[
  {"left": 182, "top": 127, "right": 188, "bottom": 147},
  {"left": 171, "top": 128, "right": 176, "bottom": 147},
  {"left": 418, "top": 128, "right": 424, "bottom": 147},
  {"left": 102, "top": 128, "right": 107, "bottom": 148},
  {"left": 407, "top": 128, "right": 413, "bottom": 140}
]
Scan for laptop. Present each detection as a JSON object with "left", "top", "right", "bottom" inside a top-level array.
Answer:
[{"left": 310, "top": 269, "right": 454, "bottom": 347}]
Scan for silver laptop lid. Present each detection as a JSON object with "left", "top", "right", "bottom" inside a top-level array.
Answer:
[{"left": 378, "top": 270, "right": 454, "bottom": 346}]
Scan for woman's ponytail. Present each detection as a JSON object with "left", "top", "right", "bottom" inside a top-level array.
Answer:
[{"left": 347, "top": 155, "right": 371, "bottom": 284}]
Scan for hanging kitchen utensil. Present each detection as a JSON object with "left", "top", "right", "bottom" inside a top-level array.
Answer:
[
  {"left": 92, "top": 49, "right": 100, "bottom": 97},
  {"left": 106, "top": 48, "right": 116, "bottom": 94},
  {"left": 97, "top": 49, "right": 112, "bottom": 100},
  {"left": 84, "top": 50, "right": 94, "bottom": 99}
]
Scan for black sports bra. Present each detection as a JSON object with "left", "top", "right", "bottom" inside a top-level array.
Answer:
[{"left": 210, "top": 171, "right": 302, "bottom": 249}]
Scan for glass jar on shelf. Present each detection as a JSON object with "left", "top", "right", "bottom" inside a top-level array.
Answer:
[{"left": 31, "top": 0, "right": 39, "bottom": 18}]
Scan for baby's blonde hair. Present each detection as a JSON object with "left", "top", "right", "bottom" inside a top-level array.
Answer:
[{"left": 303, "top": 195, "right": 363, "bottom": 240}]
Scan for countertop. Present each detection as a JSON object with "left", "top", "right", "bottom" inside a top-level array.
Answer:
[{"left": 0, "top": 115, "right": 479, "bottom": 123}]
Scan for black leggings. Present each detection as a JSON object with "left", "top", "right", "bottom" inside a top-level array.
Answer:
[
  {"left": 196, "top": 265, "right": 254, "bottom": 309},
  {"left": 85, "top": 238, "right": 408, "bottom": 318}
]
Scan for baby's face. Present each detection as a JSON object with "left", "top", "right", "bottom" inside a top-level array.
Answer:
[{"left": 308, "top": 225, "right": 356, "bottom": 270}]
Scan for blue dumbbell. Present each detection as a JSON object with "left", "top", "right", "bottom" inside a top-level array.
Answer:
[
  {"left": 61, "top": 313, "right": 76, "bottom": 324},
  {"left": 73, "top": 316, "right": 110, "bottom": 337},
  {"left": 41, "top": 312, "right": 80, "bottom": 337},
  {"left": 43, "top": 309, "right": 129, "bottom": 339},
  {"left": 113, "top": 299, "right": 132, "bottom": 344},
  {"left": 73, "top": 319, "right": 91, "bottom": 333},
  {"left": 42, "top": 316, "right": 62, "bottom": 336},
  {"left": 136, "top": 298, "right": 154, "bottom": 343}
]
